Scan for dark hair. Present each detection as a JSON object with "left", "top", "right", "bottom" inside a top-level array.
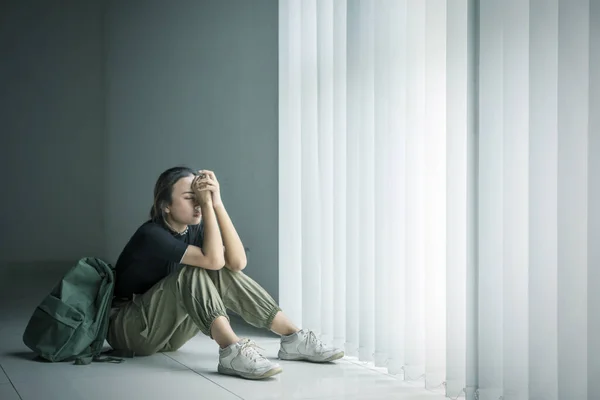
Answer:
[{"left": 150, "top": 166, "right": 197, "bottom": 222}]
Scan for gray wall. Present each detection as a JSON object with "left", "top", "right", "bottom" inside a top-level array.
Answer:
[
  {"left": 0, "top": 0, "right": 106, "bottom": 264},
  {"left": 104, "top": 0, "right": 280, "bottom": 299},
  {"left": 0, "top": 0, "right": 280, "bottom": 300}
]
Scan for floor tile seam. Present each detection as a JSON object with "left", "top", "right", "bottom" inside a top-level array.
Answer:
[
  {"left": 160, "top": 353, "right": 245, "bottom": 400},
  {"left": 0, "top": 364, "right": 23, "bottom": 400}
]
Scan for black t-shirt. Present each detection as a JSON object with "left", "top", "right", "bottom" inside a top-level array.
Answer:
[{"left": 113, "top": 220, "right": 204, "bottom": 299}]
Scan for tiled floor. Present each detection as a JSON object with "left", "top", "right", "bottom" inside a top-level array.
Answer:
[{"left": 0, "top": 263, "right": 447, "bottom": 400}]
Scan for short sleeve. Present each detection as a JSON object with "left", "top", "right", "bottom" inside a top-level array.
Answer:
[{"left": 139, "top": 223, "right": 189, "bottom": 263}]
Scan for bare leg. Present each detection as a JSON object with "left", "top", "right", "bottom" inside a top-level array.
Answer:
[
  {"left": 270, "top": 311, "right": 301, "bottom": 336},
  {"left": 211, "top": 316, "right": 241, "bottom": 348}
]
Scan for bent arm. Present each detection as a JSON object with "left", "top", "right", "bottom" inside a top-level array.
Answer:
[
  {"left": 181, "top": 202, "right": 225, "bottom": 270},
  {"left": 214, "top": 203, "right": 247, "bottom": 272}
]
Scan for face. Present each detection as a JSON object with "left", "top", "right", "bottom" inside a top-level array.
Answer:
[{"left": 164, "top": 175, "right": 202, "bottom": 228}]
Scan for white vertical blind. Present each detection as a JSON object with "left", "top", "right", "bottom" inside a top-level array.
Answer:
[
  {"left": 529, "top": 0, "right": 559, "bottom": 398},
  {"left": 345, "top": 0, "right": 360, "bottom": 358},
  {"left": 404, "top": 0, "right": 427, "bottom": 381},
  {"left": 446, "top": 0, "right": 470, "bottom": 396},
  {"left": 589, "top": 0, "right": 600, "bottom": 396},
  {"left": 465, "top": 0, "right": 478, "bottom": 396},
  {"left": 556, "top": 1, "right": 589, "bottom": 398},
  {"left": 331, "top": 0, "right": 347, "bottom": 353},
  {"left": 317, "top": 0, "right": 335, "bottom": 346},
  {"left": 299, "top": 0, "right": 322, "bottom": 336},
  {"left": 478, "top": 1, "right": 505, "bottom": 398},
  {"left": 502, "top": 0, "right": 530, "bottom": 398},
  {"left": 278, "top": 0, "right": 303, "bottom": 329},
  {"left": 478, "top": 0, "right": 595, "bottom": 399},
  {"left": 424, "top": 0, "right": 448, "bottom": 387},
  {"left": 279, "top": 0, "right": 469, "bottom": 395},
  {"left": 356, "top": 0, "right": 376, "bottom": 363},
  {"left": 280, "top": 1, "right": 595, "bottom": 399},
  {"left": 373, "top": 0, "right": 390, "bottom": 368},
  {"left": 386, "top": 0, "right": 407, "bottom": 377}
]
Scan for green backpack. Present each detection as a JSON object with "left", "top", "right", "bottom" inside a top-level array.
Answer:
[{"left": 22, "top": 257, "right": 124, "bottom": 365}]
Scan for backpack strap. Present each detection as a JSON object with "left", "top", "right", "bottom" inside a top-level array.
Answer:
[
  {"left": 74, "top": 354, "right": 125, "bottom": 365},
  {"left": 103, "top": 349, "right": 136, "bottom": 358},
  {"left": 72, "top": 260, "right": 127, "bottom": 366}
]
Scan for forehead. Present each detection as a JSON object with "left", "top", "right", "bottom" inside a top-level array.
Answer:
[{"left": 173, "top": 175, "right": 195, "bottom": 194}]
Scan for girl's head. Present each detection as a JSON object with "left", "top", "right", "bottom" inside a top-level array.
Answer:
[{"left": 150, "top": 166, "right": 202, "bottom": 230}]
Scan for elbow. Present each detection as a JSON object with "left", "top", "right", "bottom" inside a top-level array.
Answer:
[
  {"left": 226, "top": 257, "right": 247, "bottom": 272},
  {"left": 209, "top": 255, "right": 226, "bottom": 271}
]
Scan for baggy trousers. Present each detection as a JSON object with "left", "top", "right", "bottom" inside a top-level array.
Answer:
[{"left": 107, "top": 265, "right": 281, "bottom": 356}]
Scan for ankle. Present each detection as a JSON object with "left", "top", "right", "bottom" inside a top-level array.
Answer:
[
  {"left": 280, "top": 328, "right": 301, "bottom": 338},
  {"left": 218, "top": 337, "right": 241, "bottom": 349}
]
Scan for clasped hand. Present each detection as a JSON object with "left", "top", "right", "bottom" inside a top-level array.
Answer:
[{"left": 192, "top": 170, "right": 223, "bottom": 207}]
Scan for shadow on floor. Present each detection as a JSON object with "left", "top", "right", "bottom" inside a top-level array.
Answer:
[{"left": 1, "top": 351, "right": 48, "bottom": 362}]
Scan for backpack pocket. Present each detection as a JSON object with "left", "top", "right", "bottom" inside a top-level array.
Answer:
[{"left": 23, "top": 295, "right": 84, "bottom": 362}]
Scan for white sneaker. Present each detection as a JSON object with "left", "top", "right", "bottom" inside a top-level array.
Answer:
[
  {"left": 218, "top": 339, "right": 283, "bottom": 380},
  {"left": 278, "top": 329, "right": 344, "bottom": 362}
]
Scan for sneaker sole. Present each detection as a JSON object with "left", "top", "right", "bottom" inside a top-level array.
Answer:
[
  {"left": 217, "top": 364, "right": 283, "bottom": 380},
  {"left": 278, "top": 350, "right": 345, "bottom": 363}
]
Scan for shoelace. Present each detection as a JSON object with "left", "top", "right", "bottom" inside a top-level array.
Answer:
[
  {"left": 239, "top": 340, "right": 267, "bottom": 362},
  {"left": 305, "top": 330, "right": 326, "bottom": 350},
  {"left": 239, "top": 338, "right": 266, "bottom": 354}
]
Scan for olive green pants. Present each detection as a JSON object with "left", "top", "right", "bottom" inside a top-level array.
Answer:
[{"left": 107, "top": 266, "right": 281, "bottom": 356}]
